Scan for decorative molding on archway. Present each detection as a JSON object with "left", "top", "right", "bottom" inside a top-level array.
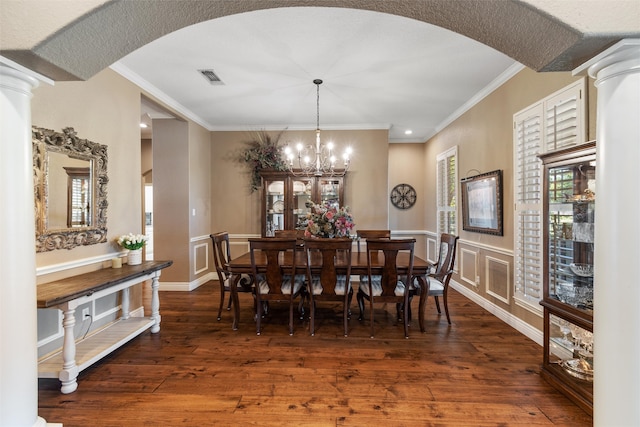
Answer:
[{"left": 1, "top": 0, "right": 637, "bottom": 82}]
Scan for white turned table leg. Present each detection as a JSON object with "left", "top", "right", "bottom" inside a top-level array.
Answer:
[
  {"left": 150, "top": 273, "right": 161, "bottom": 333},
  {"left": 121, "top": 287, "right": 130, "bottom": 320},
  {"left": 59, "top": 305, "right": 79, "bottom": 394}
]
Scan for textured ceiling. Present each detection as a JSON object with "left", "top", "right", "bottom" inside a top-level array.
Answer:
[
  {"left": 117, "top": 7, "right": 517, "bottom": 142},
  {"left": 1, "top": 1, "right": 638, "bottom": 141}
]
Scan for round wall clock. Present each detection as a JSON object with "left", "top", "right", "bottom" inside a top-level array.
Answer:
[{"left": 390, "top": 183, "right": 417, "bottom": 209}]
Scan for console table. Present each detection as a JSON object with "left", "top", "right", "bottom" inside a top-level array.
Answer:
[{"left": 37, "top": 260, "right": 172, "bottom": 393}]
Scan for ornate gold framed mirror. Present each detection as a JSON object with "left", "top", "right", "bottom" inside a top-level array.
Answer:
[{"left": 33, "top": 126, "right": 108, "bottom": 251}]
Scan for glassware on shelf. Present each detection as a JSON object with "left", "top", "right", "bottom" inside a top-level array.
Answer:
[{"left": 558, "top": 319, "right": 573, "bottom": 347}]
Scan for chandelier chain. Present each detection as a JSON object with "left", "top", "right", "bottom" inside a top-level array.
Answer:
[{"left": 284, "top": 79, "right": 351, "bottom": 177}]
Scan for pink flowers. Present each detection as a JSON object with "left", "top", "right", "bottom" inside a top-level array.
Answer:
[{"left": 302, "top": 201, "right": 355, "bottom": 238}]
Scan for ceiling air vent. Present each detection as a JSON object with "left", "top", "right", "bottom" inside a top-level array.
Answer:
[{"left": 198, "top": 69, "right": 224, "bottom": 85}]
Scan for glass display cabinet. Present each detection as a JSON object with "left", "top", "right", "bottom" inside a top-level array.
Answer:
[
  {"left": 260, "top": 171, "right": 345, "bottom": 236},
  {"left": 539, "top": 141, "right": 595, "bottom": 415}
]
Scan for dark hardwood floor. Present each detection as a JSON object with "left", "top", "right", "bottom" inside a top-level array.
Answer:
[{"left": 38, "top": 281, "right": 593, "bottom": 426}]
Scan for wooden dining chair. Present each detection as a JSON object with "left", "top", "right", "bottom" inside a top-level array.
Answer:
[
  {"left": 249, "top": 237, "right": 306, "bottom": 336},
  {"left": 274, "top": 229, "right": 305, "bottom": 245},
  {"left": 357, "top": 238, "right": 415, "bottom": 338},
  {"left": 356, "top": 229, "right": 390, "bottom": 252},
  {"left": 274, "top": 229, "right": 304, "bottom": 238},
  {"left": 422, "top": 233, "right": 459, "bottom": 324},
  {"left": 210, "top": 231, "right": 253, "bottom": 321},
  {"left": 357, "top": 230, "right": 391, "bottom": 297},
  {"left": 304, "top": 237, "right": 353, "bottom": 337}
]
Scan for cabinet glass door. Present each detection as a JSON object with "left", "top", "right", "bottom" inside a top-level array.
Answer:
[
  {"left": 547, "top": 159, "right": 595, "bottom": 314},
  {"left": 547, "top": 313, "right": 593, "bottom": 382},
  {"left": 318, "top": 178, "right": 341, "bottom": 208},
  {"left": 292, "top": 178, "right": 313, "bottom": 229},
  {"left": 265, "top": 179, "right": 286, "bottom": 236}
]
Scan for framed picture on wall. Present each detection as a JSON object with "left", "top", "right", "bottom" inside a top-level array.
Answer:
[{"left": 461, "top": 169, "right": 503, "bottom": 236}]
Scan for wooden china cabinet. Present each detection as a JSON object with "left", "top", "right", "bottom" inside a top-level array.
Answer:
[
  {"left": 260, "top": 170, "right": 345, "bottom": 237},
  {"left": 539, "top": 141, "right": 595, "bottom": 415}
]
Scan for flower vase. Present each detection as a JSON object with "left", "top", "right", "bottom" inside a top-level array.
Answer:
[{"left": 127, "top": 249, "right": 143, "bottom": 265}]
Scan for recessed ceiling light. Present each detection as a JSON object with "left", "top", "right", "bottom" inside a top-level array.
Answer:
[
  {"left": 140, "top": 123, "right": 148, "bottom": 128},
  {"left": 404, "top": 130, "right": 413, "bottom": 135}
]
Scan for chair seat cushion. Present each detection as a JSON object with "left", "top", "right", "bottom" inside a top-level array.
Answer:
[
  {"left": 359, "top": 278, "right": 406, "bottom": 297},
  {"left": 309, "top": 275, "right": 351, "bottom": 295},
  {"left": 222, "top": 274, "right": 253, "bottom": 291},
  {"left": 412, "top": 276, "right": 444, "bottom": 295},
  {"left": 427, "top": 277, "right": 444, "bottom": 295},
  {"left": 359, "top": 275, "right": 381, "bottom": 283},
  {"left": 257, "top": 274, "right": 305, "bottom": 295}
]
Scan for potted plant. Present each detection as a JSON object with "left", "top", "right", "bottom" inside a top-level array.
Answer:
[
  {"left": 241, "top": 130, "right": 288, "bottom": 192},
  {"left": 116, "top": 233, "right": 148, "bottom": 265}
]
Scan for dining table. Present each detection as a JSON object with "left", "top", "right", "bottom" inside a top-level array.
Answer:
[{"left": 226, "top": 247, "right": 432, "bottom": 333}]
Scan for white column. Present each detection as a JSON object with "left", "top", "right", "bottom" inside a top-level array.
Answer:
[
  {"left": 0, "top": 65, "right": 49, "bottom": 426},
  {"left": 576, "top": 39, "right": 640, "bottom": 426}
]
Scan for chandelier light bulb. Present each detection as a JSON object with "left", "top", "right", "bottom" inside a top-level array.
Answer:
[{"left": 284, "top": 79, "right": 350, "bottom": 177}]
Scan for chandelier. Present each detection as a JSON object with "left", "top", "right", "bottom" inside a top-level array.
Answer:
[{"left": 284, "top": 79, "right": 351, "bottom": 177}]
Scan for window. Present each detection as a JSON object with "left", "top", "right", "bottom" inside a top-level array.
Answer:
[
  {"left": 544, "top": 80, "right": 586, "bottom": 152},
  {"left": 512, "top": 78, "right": 587, "bottom": 312},
  {"left": 64, "top": 167, "right": 91, "bottom": 227},
  {"left": 513, "top": 103, "right": 544, "bottom": 310},
  {"left": 436, "top": 147, "right": 458, "bottom": 236}
]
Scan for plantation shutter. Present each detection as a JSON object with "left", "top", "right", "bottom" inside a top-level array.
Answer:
[
  {"left": 513, "top": 103, "right": 544, "bottom": 309},
  {"left": 436, "top": 147, "right": 458, "bottom": 236},
  {"left": 543, "top": 79, "right": 586, "bottom": 152},
  {"left": 512, "top": 79, "right": 587, "bottom": 311}
]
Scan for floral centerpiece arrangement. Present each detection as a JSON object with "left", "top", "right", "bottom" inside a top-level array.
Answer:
[
  {"left": 116, "top": 233, "right": 148, "bottom": 250},
  {"left": 300, "top": 201, "right": 355, "bottom": 238}
]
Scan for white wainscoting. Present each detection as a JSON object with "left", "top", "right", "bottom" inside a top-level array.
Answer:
[
  {"left": 459, "top": 247, "right": 479, "bottom": 288},
  {"left": 193, "top": 242, "right": 209, "bottom": 275},
  {"left": 485, "top": 256, "right": 510, "bottom": 304}
]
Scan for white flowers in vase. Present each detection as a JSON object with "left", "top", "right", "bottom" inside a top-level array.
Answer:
[{"left": 116, "top": 233, "right": 148, "bottom": 251}]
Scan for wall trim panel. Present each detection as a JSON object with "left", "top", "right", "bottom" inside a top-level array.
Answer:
[
  {"left": 458, "top": 238, "right": 513, "bottom": 257},
  {"left": 193, "top": 242, "right": 209, "bottom": 275},
  {"left": 459, "top": 248, "right": 479, "bottom": 288},
  {"left": 485, "top": 256, "right": 510, "bottom": 304}
]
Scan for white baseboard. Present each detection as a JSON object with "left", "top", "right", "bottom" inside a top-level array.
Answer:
[
  {"left": 159, "top": 272, "right": 215, "bottom": 291},
  {"left": 449, "top": 279, "right": 543, "bottom": 346}
]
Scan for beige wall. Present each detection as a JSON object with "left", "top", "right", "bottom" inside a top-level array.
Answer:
[
  {"left": 424, "top": 68, "right": 596, "bottom": 328},
  {"left": 153, "top": 119, "right": 190, "bottom": 283},
  {"left": 32, "top": 68, "right": 142, "bottom": 276},
  {"left": 210, "top": 128, "right": 390, "bottom": 236},
  {"left": 388, "top": 143, "right": 427, "bottom": 259},
  {"left": 388, "top": 143, "right": 426, "bottom": 231}
]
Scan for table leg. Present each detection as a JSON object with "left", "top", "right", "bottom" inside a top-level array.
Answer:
[
  {"left": 230, "top": 273, "right": 241, "bottom": 330},
  {"left": 416, "top": 275, "right": 429, "bottom": 333},
  {"left": 59, "top": 305, "right": 79, "bottom": 394},
  {"left": 150, "top": 272, "right": 161, "bottom": 333}
]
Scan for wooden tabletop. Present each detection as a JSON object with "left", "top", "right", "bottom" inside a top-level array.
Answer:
[
  {"left": 226, "top": 250, "right": 431, "bottom": 331},
  {"left": 228, "top": 251, "right": 430, "bottom": 275},
  {"left": 37, "top": 260, "right": 173, "bottom": 308}
]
